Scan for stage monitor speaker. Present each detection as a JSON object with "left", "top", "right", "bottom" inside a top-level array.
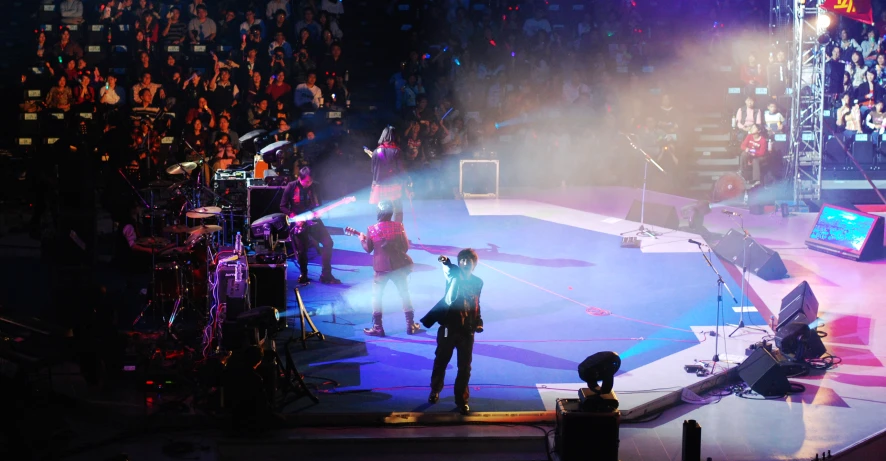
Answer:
[
  {"left": 806, "top": 203, "right": 885, "bottom": 261},
  {"left": 738, "top": 347, "right": 790, "bottom": 397},
  {"left": 247, "top": 186, "right": 286, "bottom": 225},
  {"left": 777, "top": 281, "right": 819, "bottom": 330},
  {"left": 775, "top": 324, "right": 827, "bottom": 361},
  {"left": 555, "top": 399, "right": 619, "bottom": 461},
  {"left": 713, "top": 229, "right": 788, "bottom": 280},
  {"left": 625, "top": 200, "right": 680, "bottom": 230}
]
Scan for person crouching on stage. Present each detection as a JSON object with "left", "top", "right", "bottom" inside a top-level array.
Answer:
[
  {"left": 421, "top": 249, "right": 484, "bottom": 415},
  {"left": 369, "top": 125, "right": 410, "bottom": 222},
  {"left": 360, "top": 200, "right": 420, "bottom": 337},
  {"left": 279, "top": 167, "right": 341, "bottom": 284}
]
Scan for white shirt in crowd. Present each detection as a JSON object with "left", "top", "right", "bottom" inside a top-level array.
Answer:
[
  {"left": 320, "top": 0, "right": 344, "bottom": 15},
  {"left": 562, "top": 80, "right": 591, "bottom": 104},
  {"left": 239, "top": 18, "right": 265, "bottom": 39},
  {"left": 99, "top": 85, "right": 124, "bottom": 105},
  {"left": 266, "top": 0, "right": 291, "bottom": 20},
  {"left": 60, "top": 0, "right": 84, "bottom": 23},
  {"left": 764, "top": 110, "right": 785, "bottom": 132},
  {"left": 523, "top": 18, "right": 551, "bottom": 37},
  {"left": 189, "top": 17, "right": 217, "bottom": 42},
  {"left": 294, "top": 83, "right": 322, "bottom": 108}
]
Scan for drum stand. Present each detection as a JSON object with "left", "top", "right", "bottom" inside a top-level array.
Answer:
[{"left": 293, "top": 287, "right": 324, "bottom": 350}]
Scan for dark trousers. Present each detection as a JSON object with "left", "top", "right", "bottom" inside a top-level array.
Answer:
[
  {"left": 430, "top": 326, "right": 474, "bottom": 406},
  {"left": 291, "top": 221, "right": 333, "bottom": 277},
  {"left": 372, "top": 269, "right": 412, "bottom": 314}
]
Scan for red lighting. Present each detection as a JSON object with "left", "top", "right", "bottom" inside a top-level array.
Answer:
[
  {"left": 146, "top": 380, "right": 154, "bottom": 385},
  {"left": 489, "top": 40, "right": 496, "bottom": 46}
]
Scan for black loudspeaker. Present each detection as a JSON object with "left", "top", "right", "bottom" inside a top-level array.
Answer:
[
  {"left": 625, "top": 200, "right": 680, "bottom": 230},
  {"left": 555, "top": 399, "right": 619, "bottom": 461},
  {"left": 775, "top": 324, "right": 828, "bottom": 361},
  {"left": 738, "top": 347, "right": 790, "bottom": 397},
  {"left": 247, "top": 186, "right": 286, "bottom": 224},
  {"left": 250, "top": 264, "right": 287, "bottom": 310},
  {"left": 713, "top": 229, "right": 788, "bottom": 280},
  {"left": 777, "top": 281, "right": 819, "bottom": 330}
]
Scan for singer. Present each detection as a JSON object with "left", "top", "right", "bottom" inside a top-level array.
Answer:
[
  {"left": 368, "top": 126, "right": 411, "bottom": 222},
  {"left": 421, "top": 249, "right": 484, "bottom": 415}
]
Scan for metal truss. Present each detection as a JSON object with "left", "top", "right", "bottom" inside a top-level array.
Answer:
[{"left": 789, "top": 5, "right": 826, "bottom": 202}]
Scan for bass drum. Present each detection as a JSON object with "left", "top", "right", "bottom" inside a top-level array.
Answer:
[{"left": 712, "top": 172, "right": 746, "bottom": 203}]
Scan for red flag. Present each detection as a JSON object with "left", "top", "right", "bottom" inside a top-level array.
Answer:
[{"left": 821, "top": 0, "right": 874, "bottom": 25}]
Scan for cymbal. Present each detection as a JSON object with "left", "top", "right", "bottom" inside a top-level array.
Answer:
[
  {"left": 166, "top": 162, "right": 198, "bottom": 175},
  {"left": 186, "top": 206, "right": 222, "bottom": 219},
  {"left": 259, "top": 140, "right": 291, "bottom": 156},
  {"left": 134, "top": 237, "right": 171, "bottom": 249},
  {"left": 188, "top": 224, "right": 222, "bottom": 236},
  {"left": 163, "top": 224, "right": 192, "bottom": 234},
  {"left": 240, "top": 129, "right": 267, "bottom": 143}
]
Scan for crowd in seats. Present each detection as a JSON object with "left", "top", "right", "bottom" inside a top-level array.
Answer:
[{"left": 20, "top": 0, "right": 353, "bottom": 221}]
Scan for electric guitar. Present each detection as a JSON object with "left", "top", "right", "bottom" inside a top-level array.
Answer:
[
  {"left": 343, "top": 226, "right": 364, "bottom": 239},
  {"left": 288, "top": 196, "right": 356, "bottom": 230}
]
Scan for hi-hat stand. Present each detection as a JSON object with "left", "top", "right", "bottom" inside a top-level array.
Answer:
[
  {"left": 619, "top": 132, "right": 666, "bottom": 238},
  {"left": 691, "top": 240, "right": 738, "bottom": 366}
]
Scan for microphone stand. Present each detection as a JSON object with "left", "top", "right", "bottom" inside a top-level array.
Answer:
[
  {"left": 692, "top": 241, "right": 737, "bottom": 365},
  {"left": 619, "top": 132, "right": 666, "bottom": 238},
  {"left": 728, "top": 214, "right": 768, "bottom": 336}
]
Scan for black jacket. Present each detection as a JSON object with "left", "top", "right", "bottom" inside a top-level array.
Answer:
[
  {"left": 420, "top": 261, "right": 483, "bottom": 333},
  {"left": 280, "top": 180, "right": 319, "bottom": 217}
]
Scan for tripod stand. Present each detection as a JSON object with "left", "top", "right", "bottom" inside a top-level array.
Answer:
[
  {"left": 619, "top": 132, "right": 666, "bottom": 238},
  {"left": 293, "top": 287, "right": 325, "bottom": 349},
  {"left": 692, "top": 241, "right": 738, "bottom": 365},
  {"left": 271, "top": 335, "right": 319, "bottom": 408},
  {"left": 727, "top": 214, "right": 768, "bottom": 337}
]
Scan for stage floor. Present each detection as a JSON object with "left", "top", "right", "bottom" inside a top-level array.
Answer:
[{"left": 277, "top": 186, "right": 886, "bottom": 460}]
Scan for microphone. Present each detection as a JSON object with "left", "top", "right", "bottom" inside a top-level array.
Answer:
[
  {"left": 722, "top": 210, "right": 741, "bottom": 216},
  {"left": 688, "top": 239, "right": 704, "bottom": 246}
]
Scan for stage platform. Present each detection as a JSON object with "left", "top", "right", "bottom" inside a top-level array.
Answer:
[{"left": 270, "top": 186, "right": 886, "bottom": 460}]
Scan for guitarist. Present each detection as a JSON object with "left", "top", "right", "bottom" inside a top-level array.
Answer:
[
  {"left": 356, "top": 201, "right": 420, "bottom": 337},
  {"left": 369, "top": 126, "right": 410, "bottom": 222},
  {"left": 279, "top": 167, "right": 341, "bottom": 284}
]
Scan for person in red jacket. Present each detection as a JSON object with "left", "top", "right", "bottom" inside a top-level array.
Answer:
[
  {"left": 360, "top": 201, "right": 418, "bottom": 337},
  {"left": 740, "top": 124, "right": 768, "bottom": 187}
]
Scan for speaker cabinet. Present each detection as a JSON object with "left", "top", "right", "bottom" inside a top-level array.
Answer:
[
  {"left": 625, "top": 200, "right": 680, "bottom": 230},
  {"left": 555, "top": 399, "right": 620, "bottom": 461},
  {"left": 249, "top": 263, "right": 287, "bottom": 310},
  {"left": 247, "top": 186, "right": 286, "bottom": 225},
  {"left": 738, "top": 347, "right": 790, "bottom": 397},
  {"left": 777, "top": 281, "right": 819, "bottom": 330},
  {"left": 713, "top": 229, "right": 788, "bottom": 280}
]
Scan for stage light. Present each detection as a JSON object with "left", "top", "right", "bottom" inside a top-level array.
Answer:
[
  {"left": 578, "top": 351, "right": 621, "bottom": 394},
  {"left": 817, "top": 14, "right": 831, "bottom": 30},
  {"left": 577, "top": 352, "right": 620, "bottom": 412},
  {"left": 237, "top": 306, "right": 280, "bottom": 328}
]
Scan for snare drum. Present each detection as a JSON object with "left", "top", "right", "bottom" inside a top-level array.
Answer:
[{"left": 153, "top": 262, "right": 183, "bottom": 299}]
